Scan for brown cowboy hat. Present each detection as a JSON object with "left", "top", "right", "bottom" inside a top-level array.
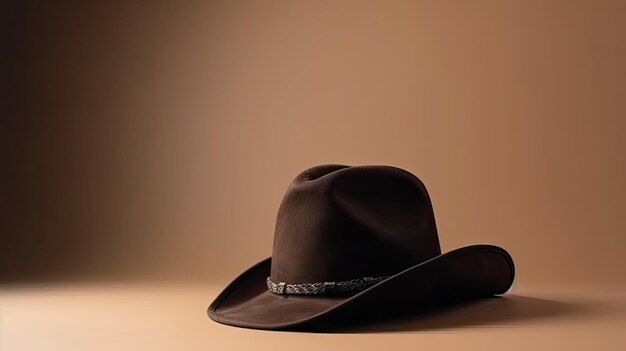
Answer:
[{"left": 208, "top": 165, "right": 515, "bottom": 330}]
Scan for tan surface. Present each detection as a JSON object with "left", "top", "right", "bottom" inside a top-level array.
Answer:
[{"left": 1, "top": 284, "right": 624, "bottom": 351}]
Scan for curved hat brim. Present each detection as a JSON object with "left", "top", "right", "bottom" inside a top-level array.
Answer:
[{"left": 208, "top": 244, "right": 515, "bottom": 331}]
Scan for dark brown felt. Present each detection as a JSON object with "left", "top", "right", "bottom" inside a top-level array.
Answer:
[
  {"left": 207, "top": 165, "right": 515, "bottom": 330},
  {"left": 208, "top": 245, "right": 514, "bottom": 330},
  {"left": 271, "top": 165, "right": 441, "bottom": 284}
]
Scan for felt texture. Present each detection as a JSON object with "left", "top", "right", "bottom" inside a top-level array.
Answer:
[{"left": 208, "top": 165, "right": 515, "bottom": 330}]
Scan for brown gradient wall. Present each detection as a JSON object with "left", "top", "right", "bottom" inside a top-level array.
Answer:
[{"left": 2, "top": 0, "right": 625, "bottom": 287}]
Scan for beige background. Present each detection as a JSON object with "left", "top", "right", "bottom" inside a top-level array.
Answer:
[
  {"left": 2, "top": 0, "right": 625, "bottom": 287},
  {"left": 1, "top": 1, "right": 625, "bottom": 349}
]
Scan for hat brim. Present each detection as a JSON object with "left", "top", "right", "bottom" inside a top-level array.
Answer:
[{"left": 208, "top": 244, "right": 514, "bottom": 331}]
